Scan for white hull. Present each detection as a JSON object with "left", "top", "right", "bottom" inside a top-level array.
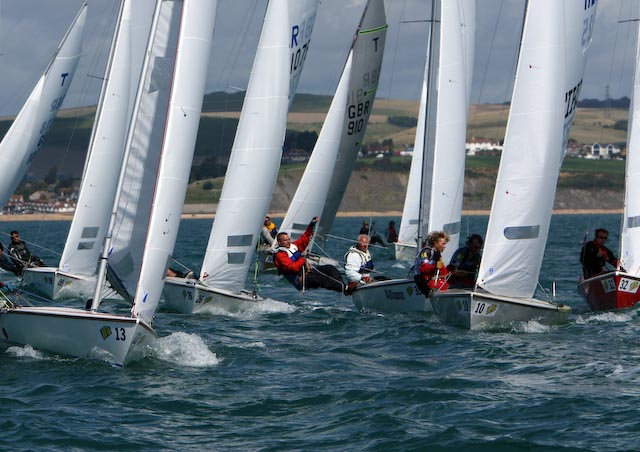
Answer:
[
  {"left": 21, "top": 267, "right": 97, "bottom": 300},
  {"left": 163, "top": 276, "right": 262, "bottom": 314},
  {"left": 351, "top": 278, "right": 431, "bottom": 313},
  {"left": 0, "top": 306, "right": 156, "bottom": 365},
  {"left": 429, "top": 289, "right": 571, "bottom": 330},
  {"left": 394, "top": 242, "right": 416, "bottom": 261}
]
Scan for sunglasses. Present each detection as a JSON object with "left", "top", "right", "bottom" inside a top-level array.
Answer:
[{"left": 597, "top": 236, "right": 608, "bottom": 240}]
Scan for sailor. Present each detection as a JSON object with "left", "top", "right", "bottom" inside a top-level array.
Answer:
[
  {"left": 273, "top": 216, "right": 344, "bottom": 292},
  {"left": 414, "top": 230, "right": 450, "bottom": 296},
  {"left": 343, "top": 234, "right": 375, "bottom": 294},
  {"left": 261, "top": 215, "right": 278, "bottom": 246},
  {"left": 447, "top": 234, "right": 483, "bottom": 288},
  {"left": 7, "top": 230, "right": 45, "bottom": 275},
  {"left": 580, "top": 228, "right": 620, "bottom": 278}
]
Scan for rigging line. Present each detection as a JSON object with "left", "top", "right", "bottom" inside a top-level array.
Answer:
[
  {"left": 217, "top": 0, "right": 260, "bottom": 91},
  {"left": 381, "top": 0, "right": 410, "bottom": 111},
  {"left": 601, "top": 0, "right": 626, "bottom": 127},
  {"left": 215, "top": 0, "right": 259, "bottom": 156},
  {"left": 0, "top": 231, "right": 62, "bottom": 258},
  {"left": 493, "top": 0, "right": 523, "bottom": 145},
  {"left": 468, "top": 0, "right": 504, "bottom": 139}
]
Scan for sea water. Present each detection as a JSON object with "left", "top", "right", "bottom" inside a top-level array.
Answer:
[{"left": 1, "top": 214, "right": 638, "bottom": 451}]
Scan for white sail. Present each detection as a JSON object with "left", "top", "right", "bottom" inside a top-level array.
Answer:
[
  {"left": 420, "top": 0, "right": 469, "bottom": 262},
  {"left": 105, "top": 0, "right": 185, "bottom": 296},
  {"left": 132, "top": 0, "right": 217, "bottom": 323},
  {"left": 396, "top": 37, "right": 429, "bottom": 256},
  {"left": 0, "top": 3, "right": 85, "bottom": 207},
  {"left": 460, "top": 0, "right": 476, "bottom": 109},
  {"left": 57, "top": 0, "right": 156, "bottom": 277},
  {"left": 198, "top": 0, "right": 294, "bottom": 293},
  {"left": 277, "top": 52, "right": 354, "bottom": 239},
  {"left": 288, "top": 0, "right": 318, "bottom": 104},
  {"left": 477, "top": 0, "right": 596, "bottom": 298},
  {"left": 397, "top": 0, "right": 471, "bottom": 262},
  {"left": 283, "top": 0, "right": 387, "bottom": 240},
  {"left": 621, "top": 19, "right": 640, "bottom": 275}
]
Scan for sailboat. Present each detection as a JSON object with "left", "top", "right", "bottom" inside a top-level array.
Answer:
[
  {"left": 578, "top": 17, "right": 640, "bottom": 311},
  {"left": 21, "top": 0, "right": 156, "bottom": 300},
  {"left": 0, "top": 0, "right": 217, "bottom": 365},
  {"left": 275, "top": 0, "right": 387, "bottom": 265},
  {"left": 430, "top": 0, "right": 597, "bottom": 329},
  {"left": 351, "top": 0, "right": 473, "bottom": 312},
  {"left": 162, "top": 0, "right": 319, "bottom": 314},
  {"left": 394, "top": 0, "right": 476, "bottom": 262},
  {"left": 0, "top": 3, "right": 85, "bottom": 207}
]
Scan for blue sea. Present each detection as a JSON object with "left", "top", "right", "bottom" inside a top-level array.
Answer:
[{"left": 1, "top": 214, "right": 638, "bottom": 452}]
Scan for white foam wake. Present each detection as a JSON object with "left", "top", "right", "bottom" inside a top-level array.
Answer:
[{"left": 151, "top": 332, "right": 219, "bottom": 367}]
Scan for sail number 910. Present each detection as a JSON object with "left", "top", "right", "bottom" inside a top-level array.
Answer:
[{"left": 347, "top": 101, "right": 370, "bottom": 135}]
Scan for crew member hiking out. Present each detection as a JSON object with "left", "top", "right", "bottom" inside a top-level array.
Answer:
[{"left": 273, "top": 216, "right": 344, "bottom": 293}]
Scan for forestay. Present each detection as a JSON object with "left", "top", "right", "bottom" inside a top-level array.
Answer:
[
  {"left": 132, "top": 0, "right": 217, "bottom": 323},
  {"left": 58, "top": 0, "right": 156, "bottom": 277},
  {"left": 477, "top": 0, "right": 596, "bottom": 298},
  {"left": 199, "top": 0, "right": 315, "bottom": 293},
  {"left": 0, "top": 4, "right": 85, "bottom": 206},
  {"left": 621, "top": 18, "right": 640, "bottom": 275}
]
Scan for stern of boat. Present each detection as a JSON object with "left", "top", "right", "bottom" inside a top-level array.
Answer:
[
  {"left": 0, "top": 306, "right": 157, "bottom": 365},
  {"left": 578, "top": 271, "right": 640, "bottom": 311},
  {"left": 431, "top": 290, "right": 571, "bottom": 330},
  {"left": 163, "top": 277, "right": 262, "bottom": 314},
  {"left": 21, "top": 267, "right": 96, "bottom": 301}
]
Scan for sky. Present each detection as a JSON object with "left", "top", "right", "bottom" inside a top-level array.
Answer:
[{"left": 0, "top": 0, "right": 637, "bottom": 117}]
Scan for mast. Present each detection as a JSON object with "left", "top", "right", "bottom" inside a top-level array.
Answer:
[{"left": 416, "top": 0, "right": 439, "bottom": 249}]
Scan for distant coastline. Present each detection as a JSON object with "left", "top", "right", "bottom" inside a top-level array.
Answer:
[{"left": 0, "top": 209, "right": 623, "bottom": 222}]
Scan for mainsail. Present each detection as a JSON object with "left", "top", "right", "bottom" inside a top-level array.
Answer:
[
  {"left": 397, "top": 0, "right": 474, "bottom": 261},
  {"left": 198, "top": 0, "right": 318, "bottom": 293},
  {"left": 280, "top": 0, "right": 387, "bottom": 241},
  {"left": 621, "top": 18, "right": 640, "bottom": 275},
  {"left": 477, "top": 0, "right": 596, "bottom": 298},
  {"left": 132, "top": 0, "right": 217, "bottom": 323},
  {"left": 0, "top": 3, "right": 85, "bottom": 206},
  {"left": 58, "top": 0, "right": 156, "bottom": 277}
]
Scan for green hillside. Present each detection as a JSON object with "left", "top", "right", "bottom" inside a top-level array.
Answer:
[{"left": 0, "top": 92, "right": 626, "bottom": 212}]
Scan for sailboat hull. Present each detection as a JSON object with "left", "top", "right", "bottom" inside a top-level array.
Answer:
[
  {"left": 163, "top": 276, "right": 262, "bottom": 314},
  {"left": 0, "top": 306, "right": 156, "bottom": 365},
  {"left": 577, "top": 271, "right": 640, "bottom": 311},
  {"left": 21, "top": 267, "right": 96, "bottom": 300},
  {"left": 351, "top": 278, "right": 432, "bottom": 312},
  {"left": 394, "top": 242, "right": 417, "bottom": 261},
  {"left": 430, "top": 289, "right": 571, "bottom": 330}
]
